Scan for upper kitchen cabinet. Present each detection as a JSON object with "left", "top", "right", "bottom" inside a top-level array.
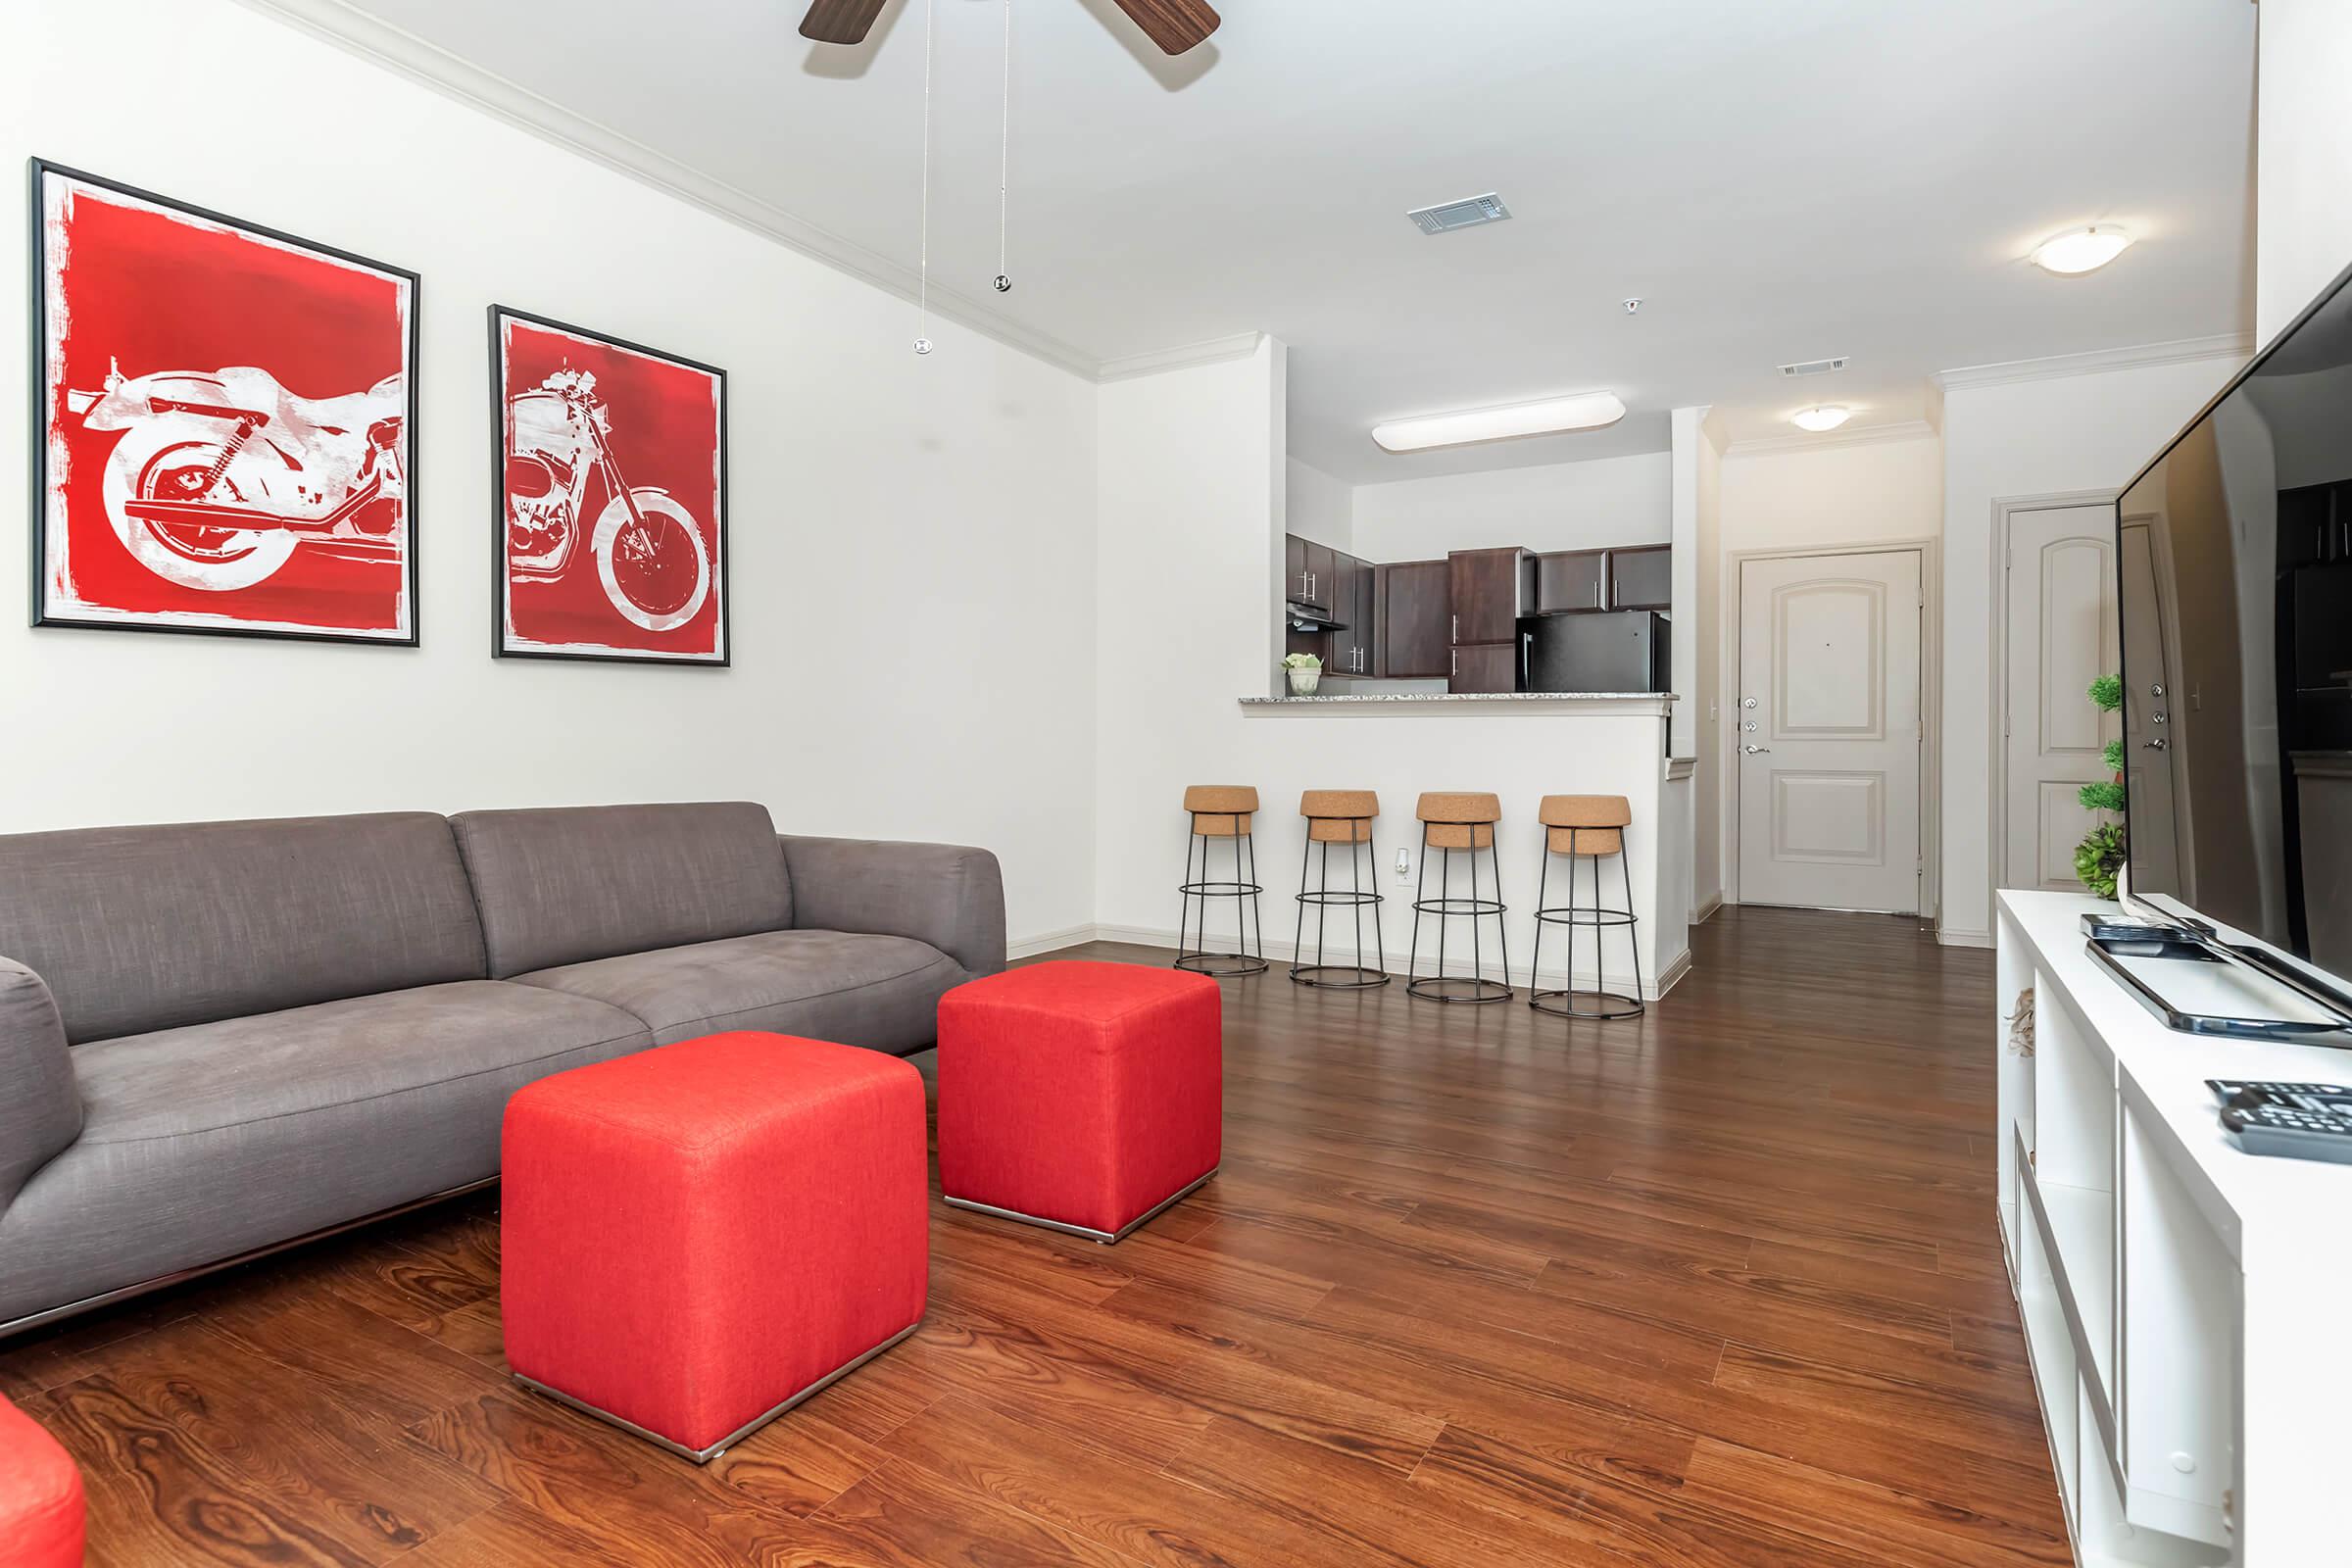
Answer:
[
  {"left": 1448, "top": 548, "right": 1533, "bottom": 646},
  {"left": 1382, "top": 560, "right": 1449, "bottom": 677},
  {"left": 1283, "top": 534, "right": 1338, "bottom": 612},
  {"left": 1608, "top": 545, "right": 1672, "bottom": 611},
  {"left": 1535, "top": 550, "right": 1608, "bottom": 614},
  {"left": 1328, "top": 554, "right": 1378, "bottom": 676}
]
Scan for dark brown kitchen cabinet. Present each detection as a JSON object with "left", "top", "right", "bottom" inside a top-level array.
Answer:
[
  {"left": 1608, "top": 544, "right": 1672, "bottom": 611},
  {"left": 1328, "top": 553, "right": 1377, "bottom": 676},
  {"left": 1447, "top": 548, "right": 1532, "bottom": 646},
  {"left": 1449, "top": 642, "right": 1517, "bottom": 695},
  {"left": 1382, "top": 560, "right": 1449, "bottom": 677},
  {"left": 1536, "top": 550, "right": 1608, "bottom": 614},
  {"left": 1282, "top": 534, "right": 1337, "bottom": 612}
]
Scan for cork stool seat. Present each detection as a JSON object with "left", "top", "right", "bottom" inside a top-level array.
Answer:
[
  {"left": 1292, "top": 791, "right": 1388, "bottom": 990},
  {"left": 1529, "top": 794, "right": 1644, "bottom": 1020},
  {"left": 1176, "top": 785, "right": 1267, "bottom": 976},
  {"left": 1406, "top": 792, "right": 1512, "bottom": 1004}
]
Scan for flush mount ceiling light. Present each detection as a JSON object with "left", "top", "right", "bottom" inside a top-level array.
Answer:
[
  {"left": 2032, "top": 225, "right": 2134, "bottom": 275},
  {"left": 1790, "top": 405, "right": 1851, "bottom": 432},
  {"left": 1372, "top": 392, "right": 1627, "bottom": 453}
]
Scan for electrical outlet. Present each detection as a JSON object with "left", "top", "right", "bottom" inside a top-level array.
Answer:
[{"left": 1394, "top": 849, "right": 1412, "bottom": 883}]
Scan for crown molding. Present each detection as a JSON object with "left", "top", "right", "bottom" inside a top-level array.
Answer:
[
  {"left": 231, "top": 0, "right": 1104, "bottom": 381},
  {"left": 1932, "top": 332, "right": 2252, "bottom": 393},
  {"left": 1097, "top": 333, "right": 1265, "bottom": 381},
  {"left": 1722, "top": 418, "right": 1938, "bottom": 459}
]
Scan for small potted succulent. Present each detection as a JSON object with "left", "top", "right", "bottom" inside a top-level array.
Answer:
[{"left": 1281, "top": 652, "right": 1323, "bottom": 696}]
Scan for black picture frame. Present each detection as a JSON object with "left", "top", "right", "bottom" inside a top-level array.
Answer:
[
  {"left": 488, "top": 304, "right": 731, "bottom": 668},
  {"left": 26, "top": 158, "right": 422, "bottom": 647}
]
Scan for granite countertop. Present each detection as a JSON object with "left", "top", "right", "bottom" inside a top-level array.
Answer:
[{"left": 1240, "top": 691, "right": 1676, "bottom": 706}]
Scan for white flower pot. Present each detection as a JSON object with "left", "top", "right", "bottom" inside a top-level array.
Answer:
[{"left": 1286, "top": 668, "right": 1321, "bottom": 695}]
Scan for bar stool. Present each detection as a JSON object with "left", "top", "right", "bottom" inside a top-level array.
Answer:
[
  {"left": 1291, "top": 791, "right": 1387, "bottom": 989},
  {"left": 1528, "top": 794, "right": 1644, "bottom": 1019},
  {"left": 1176, "top": 785, "right": 1267, "bottom": 977},
  {"left": 1407, "top": 792, "right": 1511, "bottom": 1004}
]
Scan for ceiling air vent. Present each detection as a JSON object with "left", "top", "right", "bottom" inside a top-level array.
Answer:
[
  {"left": 1408, "top": 193, "right": 1511, "bottom": 235},
  {"left": 1779, "top": 356, "right": 1849, "bottom": 378}
]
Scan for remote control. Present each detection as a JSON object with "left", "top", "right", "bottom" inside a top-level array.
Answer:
[{"left": 2207, "top": 1080, "right": 2352, "bottom": 1165}]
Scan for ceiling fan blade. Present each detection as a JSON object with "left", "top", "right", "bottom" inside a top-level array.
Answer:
[
  {"left": 801, "top": 0, "right": 890, "bottom": 45},
  {"left": 1107, "top": 0, "right": 1221, "bottom": 56}
]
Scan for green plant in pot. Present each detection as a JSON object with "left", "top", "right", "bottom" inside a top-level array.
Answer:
[
  {"left": 2074, "top": 672, "right": 2128, "bottom": 898},
  {"left": 1281, "top": 652, "right": 1323, "bottom": 695}
]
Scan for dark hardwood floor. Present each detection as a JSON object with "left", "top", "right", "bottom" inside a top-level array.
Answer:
[{"left": 0, "top": 906, "right": 2065, "bottom": 1566}]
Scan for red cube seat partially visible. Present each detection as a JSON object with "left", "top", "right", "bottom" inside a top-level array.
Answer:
[
  {"left": 938, "top": 961, "right": 1222, "bottom": 1242},
  {"left": 502, "top": 1032, "right": 927, "bottom": 1462},
  {"left": 0, "top": 1395, "right": 82, "bottom": 1568}
]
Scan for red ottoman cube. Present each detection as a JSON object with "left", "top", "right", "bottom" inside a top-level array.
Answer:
[
  {"left": 0, "top": 1396, "right": 82, "bottom": 1568},
  {"left": 502, "top": 1031, "right": 927, "bottom": 1462},
  {"left": 938, "top": 960, "right": 1221, "bottom": 1242}
]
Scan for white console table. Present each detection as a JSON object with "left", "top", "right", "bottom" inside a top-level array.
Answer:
[{"left": 1996, "top": 890, "right": 2352, "bottom": 1566}]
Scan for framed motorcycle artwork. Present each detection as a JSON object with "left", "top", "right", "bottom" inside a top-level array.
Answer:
[
  {"left": 29, "top": 160, "right": 420, "bottom": 644},
  {"left": 491, "top": 306, "right": 728, "bottom": 665}
]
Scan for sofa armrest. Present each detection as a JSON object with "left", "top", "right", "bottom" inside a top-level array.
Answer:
[
  {"left": 0, "top": 958, "right": 81, "bottom": 1212},
  {"left": 778, "top": 837, "right": 1006, "bottom": 979}
]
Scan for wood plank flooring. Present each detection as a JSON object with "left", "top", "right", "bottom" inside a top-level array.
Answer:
[{"left": 0, "top": 906, "right": 2065, "bottom": 1566}]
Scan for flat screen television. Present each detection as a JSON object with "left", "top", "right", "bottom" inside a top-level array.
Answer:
[{"left": 2114, "top": 258, "right": 2352, "bottom": 1029}]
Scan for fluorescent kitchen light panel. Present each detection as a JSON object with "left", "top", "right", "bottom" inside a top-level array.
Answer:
[{"left": 1372, "top": 392, "right": 1627, "bottom": 453}]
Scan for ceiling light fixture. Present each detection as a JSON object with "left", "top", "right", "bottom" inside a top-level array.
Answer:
[
  {"left": 1790, "top": 406, "right": 1851, "bottom": 432},
  {"left": 1372, "top": 392, "right": 1627, "bottom": 453},
  {"left": 2032, "top": 225, "right": 2133, "bottom": 275}
]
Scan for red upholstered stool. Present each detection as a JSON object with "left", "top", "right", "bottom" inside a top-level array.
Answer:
[
  {"left": 938, "top": 960, "right": 1221, "bottom": 1242},
  {"left": 502, "top": 1032, "right": 927, "bottom": 1463},
  {"left": 0, "top": 1395, "right": 83, "bottom": 1568}
]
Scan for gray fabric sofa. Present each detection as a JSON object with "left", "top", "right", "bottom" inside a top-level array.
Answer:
[{"left": 0, "top": 802, "right": 1004, "bottom": 1335}]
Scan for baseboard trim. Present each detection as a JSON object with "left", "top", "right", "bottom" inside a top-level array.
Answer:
[
  {"left": 1653, "top": 946, "right": 1694, "bottom": 998},
  {"left": 1008, "top": 924, "right": 1100, "bottom": 959},
  {"left": 1936, "top": 925, "right": 1995, "bottom": 950},
  {"left": 1692, "top": 893, "right": 1725, "bottom": 924}
]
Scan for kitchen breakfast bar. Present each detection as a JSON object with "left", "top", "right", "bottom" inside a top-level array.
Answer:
[{"left": 1191, "top": 692, "right": 1695, "bottom": 1004}]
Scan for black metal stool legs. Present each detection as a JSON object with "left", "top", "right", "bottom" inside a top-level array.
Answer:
[
  {"left": 1406, "top": 823, "right": 1512, "bottom": 1004},
  {"left": 1175, "top": 814, "right": 1267, "bottom": 977},
  {"left": 1529, "top": 830, "right": 1644, "bottom": 1020},
  {"left": 1291, "top": 816, "right": 1388, "bottom": 989}
]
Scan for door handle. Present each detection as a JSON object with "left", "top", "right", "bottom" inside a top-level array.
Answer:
[
  {"left": 1741, "top": 745, "right": 1771, "bottom": 755},
  {"left": 1451, "top": 649, "right": 1459, "bottom": 678},
  {"left": 2143, "top": 738, "right": 2169, "bottom": 751},
  {"left": 1451, "top": 613, "right": 1458, "bottom": 644}
]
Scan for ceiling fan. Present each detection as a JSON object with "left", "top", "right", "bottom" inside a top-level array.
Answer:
[{"left": 800, "top": 0, "right": 1220, "bottom": 56}]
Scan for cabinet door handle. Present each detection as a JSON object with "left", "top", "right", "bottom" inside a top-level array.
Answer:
[
  {"left": 1451, "top": 649, "right": 1458, "bottom": 678},
  {"left": 1451, "top": 613, "right": 1458, "bottom": 644}
]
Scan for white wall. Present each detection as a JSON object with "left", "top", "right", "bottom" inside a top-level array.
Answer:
[
  {"left": 1937, "top": 356, "right": 2242, "bottom": 944},
  {"left": 2256, "top": 0, "right": 2352, "bottom": 342},
  {"left": 1285, "top": 458, "right": 1353, "bottom": 552},
  {"left": 1690, "top": 414, "right": 1725, "bottom": 911},
  {"left": 1348, "top": 451, "right": 1672, "bottom": 564},
  {"left": 1, "top": 0, "right": 1102, "bottom": 947}
]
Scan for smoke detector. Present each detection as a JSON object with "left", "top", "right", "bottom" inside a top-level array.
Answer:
[
  {"left": 1408, "top": 194, "right": 1511, "bottom": 235},
  {"left": 1778, "top": 356, "right": 1849, "bottom": 378}
]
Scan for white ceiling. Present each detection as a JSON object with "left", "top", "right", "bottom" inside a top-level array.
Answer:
[{"left": 306, "top": 0, "right": 2254, "bottom": 483}]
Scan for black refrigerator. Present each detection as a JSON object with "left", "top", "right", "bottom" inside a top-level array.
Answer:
[{"left": 1518, "top": 611, "right": 1669, "bottom": 694}]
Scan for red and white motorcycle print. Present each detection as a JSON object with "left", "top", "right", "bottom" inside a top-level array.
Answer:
[
  {"left": 66, "top": 359, "right": 407, "bottom": 592},
  {"left": 504, "top": 368, "right": 711, "bottom": 633}
]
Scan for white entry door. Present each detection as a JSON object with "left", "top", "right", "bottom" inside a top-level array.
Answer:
[
  {"left": 2001, "top": 506, "right": 2121, "bottom": 891},
  {"left": 1737, "top": 550, "right": 1924, "bottom": 912}
]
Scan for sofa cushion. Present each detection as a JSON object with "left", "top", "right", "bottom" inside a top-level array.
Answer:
[
  {"left": 513, "top": 930, "right": 963, "bottom": 1054},
  {"left": 452, "top": 803, "right": 792, "bottom": 978},
  {"left": 0, "top": 813, "right": 486, "bottom": 1045},
  {"left": 0, "top": 981, "right": 651, "bottom": 1327}
]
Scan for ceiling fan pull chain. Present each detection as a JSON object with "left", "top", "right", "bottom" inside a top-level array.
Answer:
[
  {"left": 994, "top": 0, "right": 1012, "bottom": 295},
  {"left": 913, "top": 0, "right": 936, "bottom": 356}
]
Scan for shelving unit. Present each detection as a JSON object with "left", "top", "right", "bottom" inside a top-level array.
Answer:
[{"left": 1996, "top": 891, "right": 2352, "bottom": 1566}]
